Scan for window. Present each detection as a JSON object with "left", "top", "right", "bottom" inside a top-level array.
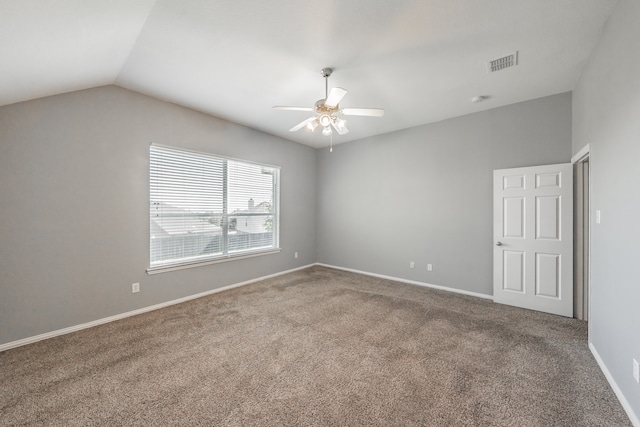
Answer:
[{"left": 148, "top": 144, "right": 279, "bottom": 272}]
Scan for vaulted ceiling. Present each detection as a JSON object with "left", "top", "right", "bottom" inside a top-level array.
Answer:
[{"left": 0, "top": 0, "right": 617, "bottom": 148}]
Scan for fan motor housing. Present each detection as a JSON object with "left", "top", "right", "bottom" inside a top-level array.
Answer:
[{"left": 315, "top": 99, "right": 338, "bottom": 114}]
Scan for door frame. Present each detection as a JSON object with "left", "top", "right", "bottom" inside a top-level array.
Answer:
[{"left": 572, "top": 144, "right": 590, "bottom": 324}]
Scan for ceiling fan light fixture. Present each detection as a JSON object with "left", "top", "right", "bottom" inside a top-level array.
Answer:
[
  {"left": 274, "top": 67, "right": 384, "bottom": 139},
  {"left": 307, "top": 120, "right": 319, "bottom": 131},
  {"left": 334, "top": 117, "right": 347, "bottom": 131},
  {"left": 319, "top": 114, "right": 332, "bottom": 127}
]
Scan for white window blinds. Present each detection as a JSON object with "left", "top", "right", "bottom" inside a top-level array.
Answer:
[{"left": 149, "top": 144, "right": 279, "bottom": 271}]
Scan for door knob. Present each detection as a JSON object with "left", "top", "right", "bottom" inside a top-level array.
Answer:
[{"left": 496, "top": 241, "right": 503, "bottom": 246}]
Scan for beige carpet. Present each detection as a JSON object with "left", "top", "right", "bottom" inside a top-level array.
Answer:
[{"left": 0, "top": 266, "right": 631, "bottom": 426}]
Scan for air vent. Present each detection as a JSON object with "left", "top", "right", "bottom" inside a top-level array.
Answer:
[{"left": 487, "top": 51, "right": 518, "bottom": 73}]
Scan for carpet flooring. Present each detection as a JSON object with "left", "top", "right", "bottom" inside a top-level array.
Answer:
[{"left": 0, "top": 266, "right": 631, "bottom": 426}]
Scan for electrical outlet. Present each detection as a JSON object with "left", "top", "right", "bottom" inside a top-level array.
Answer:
[
  {"left": 132, "top": 283, "right": 140, "bottom": 293},
  {"left": 427, "top": 264, "right": 433, "bottom": 271},
  {"left": 410, "top": 261, "right": 415, "bottom": 269},
  {"left": 595, "top": 210, "right": 601, "bottom": 224},
  {"left": 633, "top": 358, "right": 639, "bottom": 383},
  {"left": 294, "top": 252, "right": 298, "bottom": 259}
]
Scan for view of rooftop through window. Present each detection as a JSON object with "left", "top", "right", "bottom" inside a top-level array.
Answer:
[{"left": 149, "top": 145, "right": 279, "bottom": 269}]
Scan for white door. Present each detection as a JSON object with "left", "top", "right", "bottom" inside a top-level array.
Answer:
[{"left": 493, "top": 163, "right": 573, "bottom": 317}]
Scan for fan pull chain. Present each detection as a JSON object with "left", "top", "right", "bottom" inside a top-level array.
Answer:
[{"left": 330, "top": 133, "right": 333, "bottom": 152}]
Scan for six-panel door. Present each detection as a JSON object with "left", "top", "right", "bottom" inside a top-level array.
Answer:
[{"left": 493, "top": 163, "right": 573, "bottom": 317}]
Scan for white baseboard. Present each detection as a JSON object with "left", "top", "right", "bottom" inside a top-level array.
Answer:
[
  {"left": 0, "top": 263, "right": 315, "bottom": 353},
  {"left": 315, "top": 263, "right": 493, "bottom": 300},
  {"left": 589, "top": 342, "right": 640, "bottom": 426}
]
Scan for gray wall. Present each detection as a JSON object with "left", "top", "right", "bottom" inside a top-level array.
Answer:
[
  {"left": 317, "top": 93, "right": 572, "bottom": 296},
  {"left": 573, "top": 0, "right": 640, "bottom": 418},
  {"left": 0, "top": 85, "right": 317, "bottom": 345}
]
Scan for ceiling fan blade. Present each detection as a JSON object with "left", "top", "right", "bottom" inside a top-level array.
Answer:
[
  {"left": 273, "top": 106, "right": 314, "bottom": 112},
  {"left": 331, "top": 120, "right": 349, "bottom": 135},
  {"left": 324, "top": 87, "right": 347, "bottom": 108},
  {"left": 341, "top": 108, "right": 384, "bottom": 117},
  {"left": 289, "top": 116, "right": 317, "bottom": 132}
]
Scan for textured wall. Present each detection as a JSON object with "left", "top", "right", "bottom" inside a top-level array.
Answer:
[
  {"left": 0, "top": 85, "right": 317, "bottom": 345},
  {"left": 317, "top": 93, "right": 572, "bottom": 296},
  {"left": 573, "top": 0, "right": 640, "bottom": 420}
]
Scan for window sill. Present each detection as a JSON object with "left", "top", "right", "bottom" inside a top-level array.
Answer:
[{"left": 146, "top": 248, "right": 281, "bottom": 275}]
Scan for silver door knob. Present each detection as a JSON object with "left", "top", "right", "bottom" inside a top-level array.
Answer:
[{"left": 496, "top": 241, "right": 503, "bottom": 246}]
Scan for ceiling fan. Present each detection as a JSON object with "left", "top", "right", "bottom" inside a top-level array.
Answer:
[{"left": 273, "top": 68, "right": 384, "bottom": 137}]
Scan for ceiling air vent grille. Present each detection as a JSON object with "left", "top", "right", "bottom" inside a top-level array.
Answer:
[{"left": 487, "top": 51, "right": 518, "bottom": 73}]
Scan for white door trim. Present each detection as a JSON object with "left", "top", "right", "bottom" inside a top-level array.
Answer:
[{"left": 571, "top": 143, "right": 590, "bottom": 164}]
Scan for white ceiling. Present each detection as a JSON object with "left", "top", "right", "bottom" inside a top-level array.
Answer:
[{"left": 0, "top": 0, "right": 617, "bottom": 148}]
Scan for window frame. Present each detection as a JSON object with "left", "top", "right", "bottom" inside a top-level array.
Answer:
[{"left": 147, "top": 143, "right": 280, "bottom": 275}]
